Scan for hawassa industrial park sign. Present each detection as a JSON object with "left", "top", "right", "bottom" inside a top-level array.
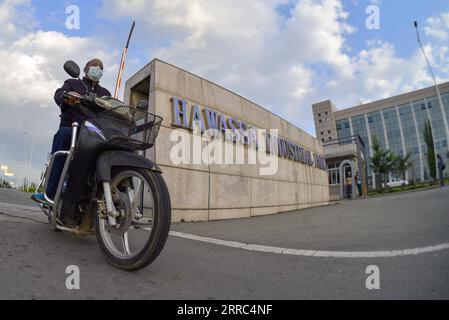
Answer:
[{"left": 170, "top": 96, "right": 327, "bottom": 171}]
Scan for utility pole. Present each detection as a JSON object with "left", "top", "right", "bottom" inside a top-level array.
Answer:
[
  {"left": 23, "top": 132, "right": 35, "bottom": 166},
  {"left": 23, "top": 132, "right": 36, "bottom": 186},
  {"left": 414, "top": 21, "right": 449, "bottom": 180}
]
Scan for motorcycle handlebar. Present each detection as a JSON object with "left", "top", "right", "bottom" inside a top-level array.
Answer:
[
  {"left": 63, "top": 92, "right": 82, "bottom": 99},
  {"left": 62, "top": 92, "right": 100, "bottom": 109},
  {"left": 62, "top": 91, "right": 97, "bottom": 101}
]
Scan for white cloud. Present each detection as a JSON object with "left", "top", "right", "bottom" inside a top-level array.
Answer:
[
  {"left": 2, "top": 0, "right": 449, "bottom": 183},
  {"left": 324, "top": 41, "right": 433, "bottom": 107},
  {"left": 102, "top": 0, "right": 356, "bottom": 130},
  {"left": 101, "top": 0, "right": 444, "bottom": 134},
  {"left": 0, "top": 31, "right": 118, "bottom": 107},
  {"left": 0, "top": 0, "right": 36, "bottom": 43},
  {"left": 425, "top": 13, "right": 449, "bottom": 41},
  {"left": 0, "top": 3, "right": 118, "bottom": 183}
]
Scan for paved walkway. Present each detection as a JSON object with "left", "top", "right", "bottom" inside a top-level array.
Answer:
[{"left": 0, "top": 187, "right": 448, "bottom": 299}]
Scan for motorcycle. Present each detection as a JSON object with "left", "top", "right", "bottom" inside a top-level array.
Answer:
[{"left": 33, "top": 61, "right": 171, "bottom": 271}]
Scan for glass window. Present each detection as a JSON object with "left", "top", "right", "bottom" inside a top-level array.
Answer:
[
  {"left": 328, "top": 168, "right": 340, "bottom": 185},
  {"left": 383, "top": 107, "right": 404, "bottom": 157},
  {"left": 367, "top": 111, "right": 387, "bottom": 150},
  {"left": 351, "top": 115, "right": 369, "bottom": 146},
  {"left": 413, "top": 99, "right": 432, "bottom": 177},
  {"left": 398, "top": 103, "right": 421, "bottom": 180},
  {"left": 424, "top": 96, "right": 449, "bottom": 168},
  {"left": 336, "top": 118, "right": 351, "bottom": 144},
  {"left": 441, "top": 92, "right": 449, "bottom": 126}
]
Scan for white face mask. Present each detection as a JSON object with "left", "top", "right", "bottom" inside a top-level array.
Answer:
[{"left": 87, "top": 66, "right": 103, "bottom": 81}]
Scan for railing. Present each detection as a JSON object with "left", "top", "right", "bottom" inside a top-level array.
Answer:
[
  {"left": 322, "top": 134, "right": 366, "bottom": 148},
  {"left": 324, "top": 143, "right": 358, "bottom": 157}
]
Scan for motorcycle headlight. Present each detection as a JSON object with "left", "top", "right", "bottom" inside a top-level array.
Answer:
[{"left": 85, "top": 121, "right": 106, "bottom": 140}]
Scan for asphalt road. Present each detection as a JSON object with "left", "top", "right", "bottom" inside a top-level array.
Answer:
[{"left": 0, "top": 187, "right": 448, "bottom": 300}]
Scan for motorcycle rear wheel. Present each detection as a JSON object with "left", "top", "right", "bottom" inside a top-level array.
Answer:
[{"left": 95, "top": 167, "right": 171, "bottom": 271}]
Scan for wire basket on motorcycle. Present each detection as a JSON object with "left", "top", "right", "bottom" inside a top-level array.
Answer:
[{"left": 96, "top": 102, "right": 162, "bottom": 151}]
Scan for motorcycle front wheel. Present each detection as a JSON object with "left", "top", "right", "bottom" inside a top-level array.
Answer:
[{"left": 95, "top": 167, "right": 171, "bottom": 271}]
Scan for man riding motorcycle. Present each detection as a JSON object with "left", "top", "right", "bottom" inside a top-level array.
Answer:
[
  {"left": 30, "top": 59, "right": 171, "bottom": 270},
  {"left": 32, "top": 59, "right": 111, "bottom": 219}
]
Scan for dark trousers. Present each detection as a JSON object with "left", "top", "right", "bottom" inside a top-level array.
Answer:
[
  {"left": 346, "top": 185, "right": 352, "bottom": 199},
  {"left": 439, "top": 169, "right": 445, "bottom": 186},
  {"left": 46, "top": 127, "right": 72, "bottom": 199},
  {"left": 357, "top": 184, "right": 362, "bottom": 196}
]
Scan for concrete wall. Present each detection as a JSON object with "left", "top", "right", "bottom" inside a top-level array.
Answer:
[
  {"left": 125, "top": 59, "right": 330, "bottom": 222},
  {"left": 312, "top": 100, "right": 339, "bottom": 143},
  {"left": 329, "top": 185, "right": 341, "bottom": 201}
]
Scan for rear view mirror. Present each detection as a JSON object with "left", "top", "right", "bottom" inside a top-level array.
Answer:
[{"left": 64, "top": 60, "right": 80, "bottom": 78}]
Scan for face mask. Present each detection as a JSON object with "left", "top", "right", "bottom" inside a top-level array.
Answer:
[{"left": 87, "top": 66, "right": 103, "bottom": 81}]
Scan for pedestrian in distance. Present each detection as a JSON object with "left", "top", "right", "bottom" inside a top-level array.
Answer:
[
  {"left": 346, "top": 172, "right": 353, "bottom": 199},
  {"left": 355, "top": 172, "right": 362, "bottom": 197}
]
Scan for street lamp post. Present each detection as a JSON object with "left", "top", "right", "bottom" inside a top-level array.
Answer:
[
  {"left": 23, "top": 132, "right": 36, "bottom": 186},
  {"left": 23, "top": 132, "right": 35, "bottom": 166},
  {"left": 414, "top": 21, "right": 449, "bottom": 180},
  {"left": 29, "top": 139, "right": 35, "bottom": 167},
  {"left": 0, "top": 168, "right": 4, "bottom": 188}
]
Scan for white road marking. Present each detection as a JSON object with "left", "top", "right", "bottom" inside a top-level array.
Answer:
[
  {"left": 169, "top": 231, "right": 449, "bottom": 259},
  {"left": 2, "top": 202, "right": 448, "bottom": 259}
]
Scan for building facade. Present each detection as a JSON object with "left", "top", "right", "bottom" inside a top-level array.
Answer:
[
  {"left": 125, "top": 59, "right": 330, "bottom": 222},
  {"left": 323, "top": 135, "right": 368, "bottom": 201},
  {"left": 313, "top": 82, "right": 449, "bottom": 188}
]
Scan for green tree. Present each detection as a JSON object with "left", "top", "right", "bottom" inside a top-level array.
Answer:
[
  {"left": 383, "top": 150, "right": 397, "bottom": 190},
  {"left": 423, "top": 120, "right": 437, "bottom": 181},
  {"left": 370, "top": 135, "right": 396, "bottom": 192},
  {"left": 394, "top": 153, "right": 413, "bottom": 183}
]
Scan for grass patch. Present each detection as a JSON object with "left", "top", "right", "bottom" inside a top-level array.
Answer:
[
  {"left": 367, "top": 181, "right": 443, "bottom": 197},
  {"left": 20, "top": 187, "right": 43, "bottom": 193}
]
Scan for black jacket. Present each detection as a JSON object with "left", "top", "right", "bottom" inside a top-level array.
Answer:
[{"left": 54, "top": 77, "right": 111, "bottom": 128}]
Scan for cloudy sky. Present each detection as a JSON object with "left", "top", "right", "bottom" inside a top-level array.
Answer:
[{"left": 1, "top": 0, "right": 449, "bottom": 184}]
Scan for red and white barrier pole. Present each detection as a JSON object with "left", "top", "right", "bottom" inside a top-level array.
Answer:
[{"left": 114, "top": 21, "right": 136, "bottom": 99}]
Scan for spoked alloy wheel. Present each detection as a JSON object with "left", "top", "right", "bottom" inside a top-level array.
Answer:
[{"left": 95, "top": 168, "right": 171, "bottom": 271}]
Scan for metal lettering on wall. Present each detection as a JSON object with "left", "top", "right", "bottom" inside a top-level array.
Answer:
[{"left": 170, "top": 96, "right": 327, "bottom": 171}]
